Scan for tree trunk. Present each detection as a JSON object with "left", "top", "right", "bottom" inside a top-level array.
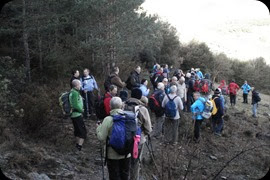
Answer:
[{"left": 22, "top": 0, "right": 31, "bottom": 83}]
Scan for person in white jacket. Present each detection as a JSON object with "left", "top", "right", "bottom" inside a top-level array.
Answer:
[{"left": 178, "top": 77, "right": 187, "bottom": 111}]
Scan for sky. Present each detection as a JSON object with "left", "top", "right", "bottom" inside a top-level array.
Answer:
[{"left": 142, "top": 0, "right": 270, "bottom": 62}]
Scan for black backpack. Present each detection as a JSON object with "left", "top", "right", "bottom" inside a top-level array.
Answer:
[
  {"left": 95, "top": 96, "right": 108, "bottom": 120},
  {"left": 149, "top": 92, "right": 165, "bottom": 117},
  {"left": 104, "top": 75, "right": 116, "bottom": 92}
]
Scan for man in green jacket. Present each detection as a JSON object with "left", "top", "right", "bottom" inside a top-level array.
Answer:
[
  {"left": 70, "top": 79, "right": 86, "bottom": 151},
  {"left": 96, "top": 97, "right": 131, "bottom": 180}
]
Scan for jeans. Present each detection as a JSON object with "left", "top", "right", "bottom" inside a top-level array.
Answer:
[
  {"left": 243, "top": 93, "right": 248, "bottom": 103},
  {"left": 194, "top": 120, "right": 203, "bottom": 140},
  {"left": 230, "top": 93, "right": 236, "bottom": 106},
  {"left": 153, "top": 116, "right": 165, "bottom": 138},
  {"left": 164, "top": 118, "right": 179, "bottom": 143},
  {"left": 82, "top": 91, "right": 94, "bottom": 117},
  {"left": 107, "top": 158, "right": 131, "bottom": 180},
  {"left": 252, "top": 103, "right": 258, "bottom": 117},
  {"left": 212, "top": 117, "right": 224, "bottom": 134}
]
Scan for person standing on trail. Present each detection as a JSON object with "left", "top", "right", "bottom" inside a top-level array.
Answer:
[
  {"left": 241, "top": 80, "right": 251, "bottom": 104},
  {"left": 191, "top": 92, "right": 205, "bottom": 143},
  {"left": 139, "top": 79, "right": 150, "bottom": 97},
  {"left": 126, "top": 66, "right": 141, "bottom": 90},
  {"left": 195, "top": 68, "right": 204, "bottom": 80},
  {"left": 125, "top": 88, "right": 152, "bottom": 180},
  {"left": 162, "top": 78, "right": 170, "bottom": 94},
  {"left": 186, "top": 73, "right": 195, "bottom": 112},
  {"left": 228, "top": 80, "right": 240, "bottom": 106},
  {"left": 151, "top": 82, "right": 166, "bottom": 139},
  {"left": 162, "top": 85, "right": 184, "bottom": 145},
  {"left": 218, "top": 80, "right": 229, "bottom": 95},
  {"left": 178, "top": 77, "right": 187, "bottom": 111},
  {"left": 109, "top": 67, "right": 126, "bottom": 91},
  {"left": 163, "top": 64, "right": 170, "bottom": 78},
  {"left": 104, "top": 85, "right": 118, "bottom": 116},
  {"left": 69, "top": 79, "right": 86, "bottom": 151},
  {"left": 96, "top": 97, "right": 131, "bottom": 180},
  {"left": 70, "top": 69, "right": 80, "bottom": 89},
  {"left": 251, "top": 87, "right": 261, "bottom": 118},
  {"left": 81, "top": 68, "right": 99, "bottom": 119},
  {"left": 212, "top": 89, "right": 225, "bottom": 136}
]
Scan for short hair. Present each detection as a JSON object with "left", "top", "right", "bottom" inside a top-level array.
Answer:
[
  {"left": 112, "top": 67, "right": 119, "bottom": 73},
  {"left": 193, "top": 91, "right": 201, "bottom": 96},
  {"left": 71, "top": 69, "right": 79, "bottom": 75},
  {"left": 180, "top": 77, "right": 185, "bottom": 82},
  {"left": 172, "top": 76, "right": 178, "bottom": 81},
  {"left": 163, "top": 78, "right": 168, "bottom": 82},
  {"left": 110, "top": 97, "right": 123, "bottom": 110},
  {"left": 135, "top": 66, "right": 141, "bottom": 70},
  {"left": 157, "top": 82, "right": 165, "bottom": 89},
  {"left": 72, "top": 79, "right": 81, "bottom": 88},
  {"left": 170, "top": 85, "right": 177, "bottom": 93},
  {"left": 84, "top": 68, "right": 90, "bottom": 72},
  {"left": 141, "top": 78, "right": 147, "bottom": 84},
  {"left": 186, "top": 73, "right": 191, "bottom": 78},
  {"left": 109, "top": 85, "right": 117, "bottom": 92}
]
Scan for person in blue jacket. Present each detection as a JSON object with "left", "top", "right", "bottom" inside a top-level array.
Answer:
[
  {"left": 80, "top": 68, "right": 99, "bottom": 118},
  {"left": 196, "top": 68, "right": 204, "bottom": 80},
  {"left": 191, "top": 92, "right": 205, "bottom": 143},
  {"left": 241, "top": 80, "right": 251, "bottom": 104},
  {"left": 139, "top": 79, "right": 150, "bottom": 97}
]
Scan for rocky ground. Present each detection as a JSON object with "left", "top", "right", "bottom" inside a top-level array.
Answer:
[{"left": 0, "top": 92, "right": 270, "bottom": 180}]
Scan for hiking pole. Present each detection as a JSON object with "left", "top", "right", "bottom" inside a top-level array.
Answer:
[
  {"left": 145, "top": 142, "right": 161, "bottom": 178},
  {"left": 99, "top": 141, "right": 106, "bottom": 180},
  {"left": 148, "top": 135, "right": 155, "bottom": 158},
  {"left": 85, "top": 91, "right": 89, "bottom": 118}
]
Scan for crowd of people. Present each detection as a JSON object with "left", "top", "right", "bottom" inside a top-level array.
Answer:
[{"left": 65, "top": 63, "right": 261, "bottom": 180}]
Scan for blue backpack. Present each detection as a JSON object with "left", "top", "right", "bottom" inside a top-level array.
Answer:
[
  {"left": 109, "top": 111, "right": 141, "bottom": 156},
  {"left": 165, "top": 95, "right": 178, "bottom": 118}
]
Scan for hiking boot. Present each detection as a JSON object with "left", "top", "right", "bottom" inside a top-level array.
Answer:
[{"left": 214, "top": 132, "right": 222, "bottom": 137}]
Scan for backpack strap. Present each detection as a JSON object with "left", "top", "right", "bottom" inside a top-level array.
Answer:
[{"left": 167, "top": 94, "right": 178, "bottom": 101}]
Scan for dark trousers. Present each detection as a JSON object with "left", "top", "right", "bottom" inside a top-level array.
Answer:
[
  {"left": 71, "top": 116, "right": 87, "bottom": 139},
  {"left": 194, "top": 120, "right": 203, "bottom": 140},
  {"left": 243, "top": 93, "right": 248, "bottom": 103},
  {"left": 187, "top": 92, "right": 194, "bottom": 112},
  {"left": 230, "top": 93, "right": 236, "bottom": 106},
  {"left": 212, "top": 117, "right": 223, "bottom": 134},
  {"left": 107, "top": 158, "right": 131, "bottom": 180},
  {"left": 82, "top": 91, "right": 94, "bottom": 117}
]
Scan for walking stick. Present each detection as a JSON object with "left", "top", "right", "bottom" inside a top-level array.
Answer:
[{"left": 85, "top": 91, "right": 89, "bottom": 118}]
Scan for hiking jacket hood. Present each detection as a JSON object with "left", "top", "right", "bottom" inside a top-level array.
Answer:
[
  {"left": 96, "top": 109, "right": 131, "bottom": 160},
  {"left": 69, "top": 88, "right": 84, "bottom": 118},
  {"left": 241, "top": 83, "right": 251, "bottom": 94},
  {"left": 191, "top": 97, "right": 205, "bottom": 120}
]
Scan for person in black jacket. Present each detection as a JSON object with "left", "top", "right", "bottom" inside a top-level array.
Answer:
[
  {"left": 70, "top": 69, "right": 80, "bottom": 88},
  {"left": 126, "top": 66, "right": 141, "bottom": 90},
  {"left": 212, "top": 89, "right": 225, "bottom": 136},
  {"left": 252, "top": 88, "right": 261, "bottom": 118},
  {"left": 186, "top": 72, "right": 195, "bottom": 112}
]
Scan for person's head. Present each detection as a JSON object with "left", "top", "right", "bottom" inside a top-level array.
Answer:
[
  {"left": 195, "top": 75, "right": 199, "bottom": 80},
  {"left": 231, "top": 79, "right": 235, "bottom": 83},
  {"left": 110, "top": 97, "right": 123, "bottom": 110},
  {"left": 159, "top": 67, "right": 164, "bottom": 73},
  {"left": 131, "top": 88, "right": 143, "bottom": 100},
  {"left": 72, "top": 69, "right": 80, "bottom": 78},
  {"left": 72, "top": 79, "right": 81, "bottom": 90},
  {"left": 135, "top": 66, "right": 141, "bottom": 74},
  {"left": 191, "top": 68, "right": 195, "bottom": 72},
  {"left": 171, "top": 76, "right": 178, "bottom": 83},
  {"left": 170, "top": 85, "right": 177, "bottom": 94},
  {"left": 156, "top": 64, "right": 161, "bottom": 70},
  {"left": 162, "top": 78, "right": 168, "bottom": 86},
  {"left": 109, "top": 85, "right": 118, "bottom": 96},
  {"left": 157, "top": 82, "right": 165, "bottom": 91},
  {"left": 214, "top": 88, "right": 221, "bottom": 96},
  {"left": 244, "top": 80, "right": 247, "bottom": 84},
  {"left": 251, "top": 87, "right": 255, "bottom": 91},
  {"left": 186, "top": 73, "right": 191, "bottom": 78},
  {"left": 141, "top": 79, "right": 148, "bottom": 86},
  {"left": 83, "top": 68, "right": 90, "bottom": 76},
  {"left": 221, "top": 80, "right": 226, "bottom": 85},
  {"left": 179, "top": 76, "right": 185, "bottom": 84},
  {"left": 165, "top": 64, "right": 168, "bottom": 69},
  {"left": 112, "top": 67, "right": 119, "bottom": 75},
  {"left": 193, "top": 92, "right": 201, "bottom": 100},
  {"left": 120, "top": 90, "right": 128, "bottom": 102}
]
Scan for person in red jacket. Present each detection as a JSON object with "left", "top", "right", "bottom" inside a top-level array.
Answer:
[
  {"left": 104, "top": 85, "right": 118, "bottom": 115},
  {"left": 228, "top": 80, "right": 240, "bottom": 106}
]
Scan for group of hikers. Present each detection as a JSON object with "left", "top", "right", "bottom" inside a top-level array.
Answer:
[{"left": 61, "top": 63, "right": 261, "bottom": 180}]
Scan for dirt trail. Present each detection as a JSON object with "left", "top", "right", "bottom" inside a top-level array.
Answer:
[{"left": 0, "top": 92, "right": 270, "bottom": 180}]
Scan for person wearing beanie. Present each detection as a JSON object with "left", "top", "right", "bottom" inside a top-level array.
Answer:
[
  {"left": 212, "top": 89, "right": 225, "bottom": 136},
  {"left": 178, "top": 77, "right": 187, "bottom": 111},
  {"left": 125, "top": 88, "right": 152, "bottom": 180}
]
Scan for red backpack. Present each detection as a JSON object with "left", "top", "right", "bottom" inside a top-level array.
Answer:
[{"left": 200, "top": 80, "right": 209, "bottom": 93}]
